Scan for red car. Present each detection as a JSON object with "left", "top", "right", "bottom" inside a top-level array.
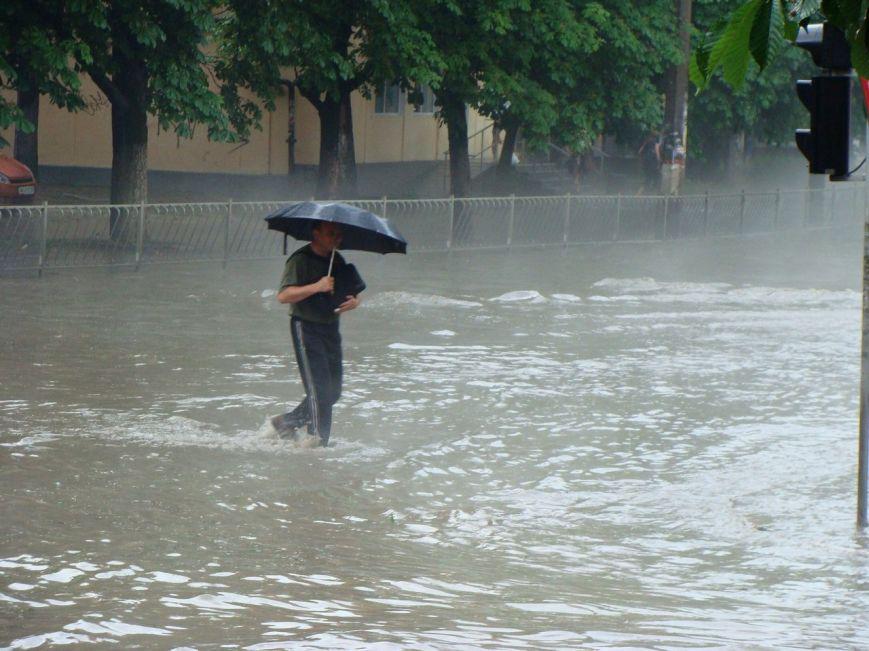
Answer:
[{"left": 0, "top": 155, "right": 37, "bottom": 205}]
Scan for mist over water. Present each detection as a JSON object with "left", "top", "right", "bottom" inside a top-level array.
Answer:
[{"left": 2, "top": 227, "right": 868, "bottom": 649}]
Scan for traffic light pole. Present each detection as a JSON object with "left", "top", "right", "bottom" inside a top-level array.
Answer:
[
  {"left": 793, "top": 23, "right": 869, "bottom": 526},
  {"left": 860, "top": 132, "right": 869, "bottom": 528},
  {"left": 860, "top": 216, "right": 869, "bottom": 527}
]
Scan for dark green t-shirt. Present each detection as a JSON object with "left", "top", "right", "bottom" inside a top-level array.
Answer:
[{"left": 279, "top": 244, "right": 346, "bottom": 324}]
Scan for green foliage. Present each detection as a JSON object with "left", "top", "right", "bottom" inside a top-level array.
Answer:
[
  {"left": 689, "top": 0, "right": 816, "bottom": 164},
  {"left": 565, "top": 0, "right": 681, "bottom": 149},
  {"left": 686, "top": 0, "right": 869, "bottom": 90},
  {"left": 0, "top": 1, "right": 251, "bottom": 149},
  {"left": 0, "top": 1, "right": 95, "bottom": 146},
  {"left": 217, "top": 1, "right": 441, "bottom": 110},
  {"left": 5, "top": 0, "right": 840, "bottom": 188},
  {"left": 411, "top": 0, "right": 679, "bottom": 157}
]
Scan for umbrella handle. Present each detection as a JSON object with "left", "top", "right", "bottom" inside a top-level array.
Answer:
[{"left": 327, "top": 247, "right": 336, "bottom": 278}]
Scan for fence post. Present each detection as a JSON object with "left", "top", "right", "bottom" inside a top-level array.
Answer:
[
  {"left": 662, "top": 195, "right": 669, "bottom": 241},
  {"left": 447, "top": 195, "right": 455, "bottom": 250},
  {"left": 443, "top": 153, "right": 449, "bottom": 195},
  {"left": 703, "top": 190, "right": 710, "bottom": 237},
  {"left": 563, "top": 193, "right": 571, "bottom": 246},
  {"left": 39, "top": 201, "right": 48, "bottom": 277},
  {"left": 135, "top": 201, "right": 145, "bottom": 271},
  {"left": 739, "top": 190, "right": 746, "bottom": 234},
  {"left": 224, "top": 199, "right": 232, "bottom": 268},
  {"left": 508, "top": 194, "right": 515, "bottom": 248},
  {"left": 774, "top": 188, "right": 781, "bottom": 230},
  {"left": 614, "top": 194, "right": 622, "bottom": 241}
]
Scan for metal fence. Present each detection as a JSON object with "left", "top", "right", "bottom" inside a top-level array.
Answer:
[{"left": 1, "top": 187, "right": 864, "bottom": 273}]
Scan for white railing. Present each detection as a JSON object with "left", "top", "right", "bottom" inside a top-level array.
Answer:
[{"left": 0, "top": 188, "right": 863, "bottom": 273}]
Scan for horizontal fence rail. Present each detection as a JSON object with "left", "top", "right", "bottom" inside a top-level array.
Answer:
[{"left": 0, "top": 187, "right": 864, "bottom": 273}]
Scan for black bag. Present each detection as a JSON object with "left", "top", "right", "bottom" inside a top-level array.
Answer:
[{"left": 311, "top": 262, "right": 366, "bottom": 313}]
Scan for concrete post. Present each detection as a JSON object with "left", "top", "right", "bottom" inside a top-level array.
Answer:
[
  {"left": 224, "top": 200, "right": 232, "bottom": 268},
  {"left": 135, "top": 201, "right": 145, "bottom": 271},
  {"left": 507, "top": 194, "right": 515, "bottom": 248},
  {"left": 614, "top": 194, "right": 622, "bottom": 241},
  {"left": 663, "top": 195, "right": 669, "bottom": 240},
  {"left": 703, "top": 190, "right": 710, "bottom": 237},
  {"left": 447, "top": 195, "right": 454, "bottom": 250}
]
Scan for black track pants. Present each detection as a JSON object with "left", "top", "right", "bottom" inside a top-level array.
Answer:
[{"left": 287, "top": 316, "right": 342, "bottom": 445}]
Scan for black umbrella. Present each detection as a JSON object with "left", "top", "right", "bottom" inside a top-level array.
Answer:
[{"left": 265, "top": 201, "right": 407, "bottom": 256}]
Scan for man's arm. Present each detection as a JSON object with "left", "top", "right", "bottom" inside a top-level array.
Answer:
[{"left": 277, "top": 276, "right": 334, "bottom": 304}]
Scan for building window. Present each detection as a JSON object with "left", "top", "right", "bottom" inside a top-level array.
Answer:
[
  {"left": 374, "top": 82, "right": 402, "bottom": 114},
  {"left": 412, "top": 84, "right": 436, "bottom": 114}
]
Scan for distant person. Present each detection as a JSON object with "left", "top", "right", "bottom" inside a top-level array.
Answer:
[
  {"left": 661, "top": 132, "right": 685, "bottom": 195},
  {"left": 638, "top": 132, "right": 661, "bottom": 194},
  {"left": 271, "top": 221, "right": 363, "bottom": 447},
  {"left": 491, "top": 121, "right": 502, "bottom": 161}
]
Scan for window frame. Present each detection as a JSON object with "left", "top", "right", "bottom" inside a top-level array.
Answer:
[{"left": 374, "top": 81, "right": 404, "bottom": 115}]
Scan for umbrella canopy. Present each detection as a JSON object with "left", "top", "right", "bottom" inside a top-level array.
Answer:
[{"left": 265, "top": 201, "right": 407, "bottom": 255}]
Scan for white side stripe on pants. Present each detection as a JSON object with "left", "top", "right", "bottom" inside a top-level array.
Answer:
[{"left": 294, "top": 319, "right": 319, "bottom": 435}]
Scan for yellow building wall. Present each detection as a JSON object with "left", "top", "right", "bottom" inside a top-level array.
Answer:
[
  {"left": 283, "top": 89, "right": 459, "bottom": 166},
  {"left": 3, "top": 80, "right": 493, "bottom": 171}
]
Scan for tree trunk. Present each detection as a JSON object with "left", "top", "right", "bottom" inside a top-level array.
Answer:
[
  {"left": 314, "top": 91, "right": 357, "bottom": 199},
  {"left": 438, "top": 91, "right": 471, "bottom": 243},
  {"left": 663, "top": 0, "right": 691, "bottom": 192},
  {"left": 287, "top": 84, "right": 296, "bottom": 174},
  {"left": 497, "top": 120, "right": 520, "bottom": 176},
  {"left": 14, "top": 68, "right": 39, "bottom": 178},
  {"left": 441, "top": 92, "right": 470, "bottom": 198},
  {"left": 108, "top": 56, "right": 148, "bottom": 238},
  {"left": 338, "top": 91, "right": 357, "bottom": 195}
]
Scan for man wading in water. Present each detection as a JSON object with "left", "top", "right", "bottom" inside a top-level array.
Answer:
[{"left": 272, "top": 221, "right": 361, "bottom": 446}]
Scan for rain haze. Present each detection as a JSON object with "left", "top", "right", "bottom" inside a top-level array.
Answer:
[
  {"left": 5, "top": 0, "right": 869, "bottom": 648},
  {"left": 3, "top": 219, "right": 868, "bottom": 648}
]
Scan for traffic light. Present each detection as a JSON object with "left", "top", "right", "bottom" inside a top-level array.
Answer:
[{"left": 794, "top": 23, "right": 853, "bottom": 180}]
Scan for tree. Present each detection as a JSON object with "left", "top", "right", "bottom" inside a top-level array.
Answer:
[
  {"left": 417, "top": 0, "right": 682, "bottom": 196},
  {"left": 664, "top": 0, "right": 692, "bottom": 152},
  {"left": 472, "top": 0, "right": 594, "bottom": 175},
  {"left": 3, "top": 1, "right": 247, "bottom": 209},
  {"left": 566, "top": 0, "right": 681, "bottom": 150},
  {"left": 218, "top": 0, "right": 440, "bottom": 199},
  {"left": 74, "top": 1, "right": 245, "bottom": 208},
  {"left": 0, "top": 1, "right": 93, "bottom": 176},
  {"left": 414, "top": 0, "right": 527, "bottom": 198},
  {"left": 477, "top": 0, "right": 681, "bottom": 181}
]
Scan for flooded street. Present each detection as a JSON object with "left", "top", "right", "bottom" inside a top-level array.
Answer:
[{"left": 2, "top": 229, "right": 869, "bottom": 649}]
